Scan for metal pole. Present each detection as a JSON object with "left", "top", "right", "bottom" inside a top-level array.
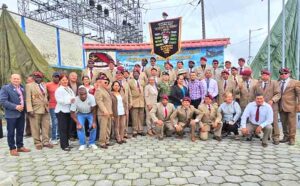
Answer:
[
  {"left": 248, "top": 29, "right": 251, "bottom": 64},
  {"left": 201, "top": 0, "right": 206, "bottom": 39},
  {"left": 267, "top": 0, "right": 271, "bottom": 71},
  {"left": 282, "top": 0, "right": 286, "bottom": 68},
  {"left": 296, "top": 0, "right": 300, "bottom": 80}
]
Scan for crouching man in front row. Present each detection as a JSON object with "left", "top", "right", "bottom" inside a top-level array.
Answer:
[
  {"left": 170, "top": 97, "right": 200, "bottom": 142},
  {"left": 240, "top": 93, "right": 273, "bottom": 147},
  {"left": 150, "top": 95, "right": 176, "bottom": 140},
  {"left": 198, "top": 94, "right": 223, "bottom": 141}
]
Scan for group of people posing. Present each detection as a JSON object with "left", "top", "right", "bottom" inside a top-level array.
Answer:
[{"left": 0, "top": 56, "right": 299, "bottom": 156}]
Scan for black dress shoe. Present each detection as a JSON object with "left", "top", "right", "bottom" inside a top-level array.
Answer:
[
  {"left": 246, "top": 136, "right": 253, "bottom": 141},
  {"left": 138, "top": 132, "right": 146, "bottom": 136},
  {"left": 273, "top": 141, "right": 280, "bottom": 145},
  {"left": 214, "top": 136, "right": 222, "bottom": 141},
  {"left": 100, "top": 145, "right": 108, "bottom": 149},
  {"left": 132, "top": 134, "right": 137, "bottom": 138},
  {"left": 106, "top": 142, "right": 115, "bottom": 146},
  {"left": 262, "top": 143, "right": 268, "bottom": 147},
  {"left": 121, "top": 140, "right": 127, "bottom": 143},
  {"left": 117, "top": 141, "right": 122, "bottom": 144},
  {"left": 62, "top": 147, "right": 71, "bottom": 151},
  {"left": 279, "top": 138, "right": 289, "bottom": 143}
]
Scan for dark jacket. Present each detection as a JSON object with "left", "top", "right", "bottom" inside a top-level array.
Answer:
[
  {"left": 0, "top": 84, "right": 26, "bottom": 118},
  {"left": 169, "top": 85, "right": 189, "bottom": 106}
]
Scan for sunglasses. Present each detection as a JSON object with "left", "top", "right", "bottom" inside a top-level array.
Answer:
[
  {"left": 280, "top": 73, "right": 288, "bottom": 75},
  {"left": 104, "top": 81, "right": 109, "bottom": 84}
]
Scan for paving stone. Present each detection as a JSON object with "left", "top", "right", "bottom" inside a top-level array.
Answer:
[
  {"left": 193, "top": 170, "right": 211, "bottom": 177},
  {"left": 151, "top": 178, "right": 169, "bottom": 185},
  {"left": 220, "top": 183, "right": 239, "bottom": 186},
  {"left": 244, "top": 169, "right": 263, "bottom": 175},
  {"left": 20, "top": 182, "right": 39, "bottom": 186},
  {"left": 170, "top": 177, "right": 188, "bottom": 185},
  {"left": 160, "top": 171, "right": 176, "bottom": 178},
  {"left": 224, "top": 175, "right": 244, "bottom": 183},
  {"left": 211, "top": 170, "right": 228, "bottom": 177},
  {"left": 76, "top": 180, "right": 95, "bottom": 186},
  {"left": 242, "top": 175, "right": 262, "bottom": 182},
  {"left": 187, "top": 176, "right": 207, "bottom": 184},
  {"left": 260, "top": 174, "right": 282, "bottom": 181},
  {"left": 19, "top": 176, "right": 37, "bottom": 183},
  {"left": 176, "top": 171, "right": 194, "bottom": 178},
  {"left": 279, "top": 180, "right": 300, "bottom": 186},
  {"left": 36, "top": 175, "right": 54, "bottom": 182},
  {"left": 206, "top": 176, "right": 225, "bottom": 184},
  {"left": 240, "top": 182, "right": 260, "bottom": 186},
  {"left": 133, "top": 179, "right": 151, "bottom": 186},
  {"left": 278, "top": 174, "right": 299, "bottom": 180},
  {"left": 107, "top": 173, "right": 123, "bottom": 180},
  {"left": 72, "top": 174, "right": 89, "bottom": 181},
  {"left": 142, "top": 172, "right": 158, "bottom": 179},
  {"left": 114, "top": 179, "right": 131, "bottom": 186},
  {"left": 260, "top": 181, "right": 281, "bottom": 186},
  {"left": 39, "top": 182, "right": 57, "bottom": 186},
  {"left": 124, "top": 172, "right": 140, "bottom": 179},
  {"left": 94, "top": 180, "right": 113, "bottom": 186},
  {"left": 57, "top": 181, "right": 76, "bottom": 186}
]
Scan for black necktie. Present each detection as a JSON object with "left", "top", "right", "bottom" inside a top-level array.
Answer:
[{"left": 281, "top": 80, "right": 286, "bottom": 94}]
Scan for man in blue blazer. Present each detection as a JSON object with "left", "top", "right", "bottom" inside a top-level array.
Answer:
[{"left": 0, "top": 74, "right": 31, "bottom": 156}]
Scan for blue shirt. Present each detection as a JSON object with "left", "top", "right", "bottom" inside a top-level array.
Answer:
[
  {"left": 240, "top": 101, "right": 273, "bottom": 128},
  {"left": 218, "top": 101, "right": 241, "bottom": 123}
]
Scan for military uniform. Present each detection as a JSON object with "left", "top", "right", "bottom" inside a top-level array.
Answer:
[
  {"left": 217, "top": 79, "right": 238, "bottom": 105},
  {"left": 239, "top": 78, "right": 258, "bottom": 110},
  {"left": 150, "top": 102, "right": 176, "bottom": 138},
  {"left": 198, "top": 103, "right": 222, "bottom": 140},
  {"left": 170, "top": 105, "right": 200, "bottom": 140}
]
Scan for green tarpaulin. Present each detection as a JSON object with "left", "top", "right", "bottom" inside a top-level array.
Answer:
[
  {"left": 0, "top": 5, "right": 53, "bottom": 86},
  {"left": 251, "top": 0, "right": 298, "bottom": 80}
]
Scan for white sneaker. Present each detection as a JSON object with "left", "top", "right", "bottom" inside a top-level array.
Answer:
[
  {"left": 78, "top": 145, "right": 86, "bottom": 151},
  {"left": 51, "top": 140, "right": 58, "bottom": 145},
  {"left": 90, "top": 144, "right": 98, "bottom": 150}
]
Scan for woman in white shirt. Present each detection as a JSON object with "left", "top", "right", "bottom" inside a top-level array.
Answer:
[
  {"left": 55, "top": 74, "right": 76, "bottom": 151},
  {"left": 111, "top": 81, "right": 127, "bottom": 144}
]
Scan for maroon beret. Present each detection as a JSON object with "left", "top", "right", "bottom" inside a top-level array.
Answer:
[
  {"left": 279, "top": 68, "right": 290, "bottom": 74},
  {"left": 32, "top": 71, "right": 43, "bottom": 78},
  {"left": 182, "top": 97, "right": 191, "bottom": 103},
  {"left": 240, "top": 69, "right": 252, "bottom": 76},
  {"left": 161, "top": 94, "right": 169, "bottom": 100},
  {"left": 221, "top": 70, "right": 230, "bottom": 75},
  {"left": 205, "top": 94, "right": 213, "bottom": 100},
  {"left": 212, "top": 59, "right": 219, "bottom": 64},
  {"left": 261, "top": 69, "right": 271, "bottom": 75},
  {"left": 200, "top": 57, "right": 207, "bottom": 61},
  {"left": 117, "top": 66, "right": 124, "bottom": 72},
  {"left": 116, "top": 70, "right": 123, "bottom": 75},
  {"left": 231, "top": 66, "right": 238, "bottom": 70}
]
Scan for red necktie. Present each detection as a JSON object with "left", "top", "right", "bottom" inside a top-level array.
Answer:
[
  {"left": 224, "top": 80, "right": 227, "bottom": 90},
  {"left": 89, "top": 68, "right": 93, "bottom": 79},
  {"left": 255, "top": 105, "right": 261, "bottom": 122},
  {"left": 38, "top": 84, "right": 45, "bottom": 95},
  {"left": 164, "top": 107, "right": 168, "bottom": 118}
]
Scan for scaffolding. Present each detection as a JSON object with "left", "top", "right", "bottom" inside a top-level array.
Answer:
[{"left": 17, "top": 0, "right": 143, "bottom": 43}]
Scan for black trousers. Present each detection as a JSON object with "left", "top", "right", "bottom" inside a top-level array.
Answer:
[
  {"left": 6, "top": 113, "right": 25, "bottom": 150},
  {"left": 69, "top": 117, "right": 77, "bottom": 139},
  {"left": 56, "top": 112, "right": 71, "bottom": 149},
  {"left": 191, "top": 98, "right": 202, "bottom": 109},
  {"left": 222, "top": 121, "right": 239, "bottom": 135}
]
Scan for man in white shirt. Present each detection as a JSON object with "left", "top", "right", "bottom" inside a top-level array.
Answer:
[
  {"left": 240, "top": 93, "right": 273, "bottom": 147},
  {"left": 201, "top": 69, "right": 218, "bottom": 100}
]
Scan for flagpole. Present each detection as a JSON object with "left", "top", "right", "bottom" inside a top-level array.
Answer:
[
  {"left": 297, "top": 0, "right": 300, "bottom": 80},
  {"left": 267, "top": 0, "right": 271, "bottom": 71},
  {"left": 282, "top": 0, "right": 286, "bottom": 68}
]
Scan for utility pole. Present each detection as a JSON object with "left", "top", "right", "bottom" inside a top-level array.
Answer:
[{"left": 198, "top": 0, "right": 206, "bottom": 39}]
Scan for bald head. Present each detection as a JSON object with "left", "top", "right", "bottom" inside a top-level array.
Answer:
[{"left": 11, "top": 74, "right": 22, "bottom": 87}]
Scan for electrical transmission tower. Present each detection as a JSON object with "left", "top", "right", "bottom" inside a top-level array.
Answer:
[{"left": 17, "top": 0, "right": 143, "bottom": 43}]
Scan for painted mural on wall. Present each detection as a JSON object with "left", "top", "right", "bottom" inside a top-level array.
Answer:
[{"left": 116, "top": 46, "right": 224, "bottom": 71}]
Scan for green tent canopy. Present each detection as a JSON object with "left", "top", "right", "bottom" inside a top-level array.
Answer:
[
  {"left": 250, "top": 0, "right": 298, "bottom": 80},
  {"left": 0, "top": 5, "right": 53, "bottom": 86}
]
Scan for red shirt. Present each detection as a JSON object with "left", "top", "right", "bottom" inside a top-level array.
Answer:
[{"left": 46, "top": 82, "right": 59, "bottom": 109}]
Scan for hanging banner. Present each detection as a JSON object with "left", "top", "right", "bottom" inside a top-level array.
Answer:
[{"left": 149, "top": 17, "right": 182, "bottom": 59}]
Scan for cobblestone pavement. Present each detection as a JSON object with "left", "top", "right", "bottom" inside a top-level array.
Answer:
[{"left": 0, "top": 132, "right": 300, "bottom": 186}]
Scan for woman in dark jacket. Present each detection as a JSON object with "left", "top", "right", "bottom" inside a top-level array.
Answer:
[{"left": 169, "top": 75, "right": 189, "bottom": 108}]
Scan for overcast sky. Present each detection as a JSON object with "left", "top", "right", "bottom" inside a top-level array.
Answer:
[{"left": 1, "top": 0, "right": 284, "bottom": 65}]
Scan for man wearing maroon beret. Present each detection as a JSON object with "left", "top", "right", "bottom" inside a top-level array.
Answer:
[
  {"left": 217, "top": 70, "right": 238, "bottom": 105},
  {"left": 170, "top": 97, "right": 201, "bottom": 142},
  {"left": 238, "top": 69, "right": 258, "bottom": 110},
  {"left": 196, "top": 57, "right": 212, "bottom": 80},
  {"left": 278, "top": 68, "right": 300, "bottom": 145},
  {"left": 252, "top": 70, "right": 281, "bottom": 144},
  {"left": 237, "top": 58, "right": 251, "bottom": 75},
  {"left": 150, "top": 95, "right": 176, "bottom": 140},
  {"left": 26, "top": 71, "right": 53, "bottom": 150}
]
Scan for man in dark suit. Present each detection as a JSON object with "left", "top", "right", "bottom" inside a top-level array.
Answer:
[{"left": 0, "top": 74, "right": 31, "bottom": 156}]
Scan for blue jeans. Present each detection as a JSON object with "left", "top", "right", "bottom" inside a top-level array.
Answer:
[
  {"left": 49, "top": 109, "right": 58, "bottom": 140},
  {"left": 77, "top": 113, "right": 96, "bottom": 145},
  {"left": 6, "top": 113, "right": 25, "bottom": 150}
]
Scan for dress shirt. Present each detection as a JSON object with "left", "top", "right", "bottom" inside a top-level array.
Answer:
[
  {"left": 201, "top": 78, "right": 218, "bottom": 98},
  {"left": 188, "top": 79, "right": 205, "bottom": 100},
  {"left": 218, "top": 101, "right": 241, "bottom": 122},
  {"left": 240, "top": 102, "right": 273, "bottom": 128}
]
